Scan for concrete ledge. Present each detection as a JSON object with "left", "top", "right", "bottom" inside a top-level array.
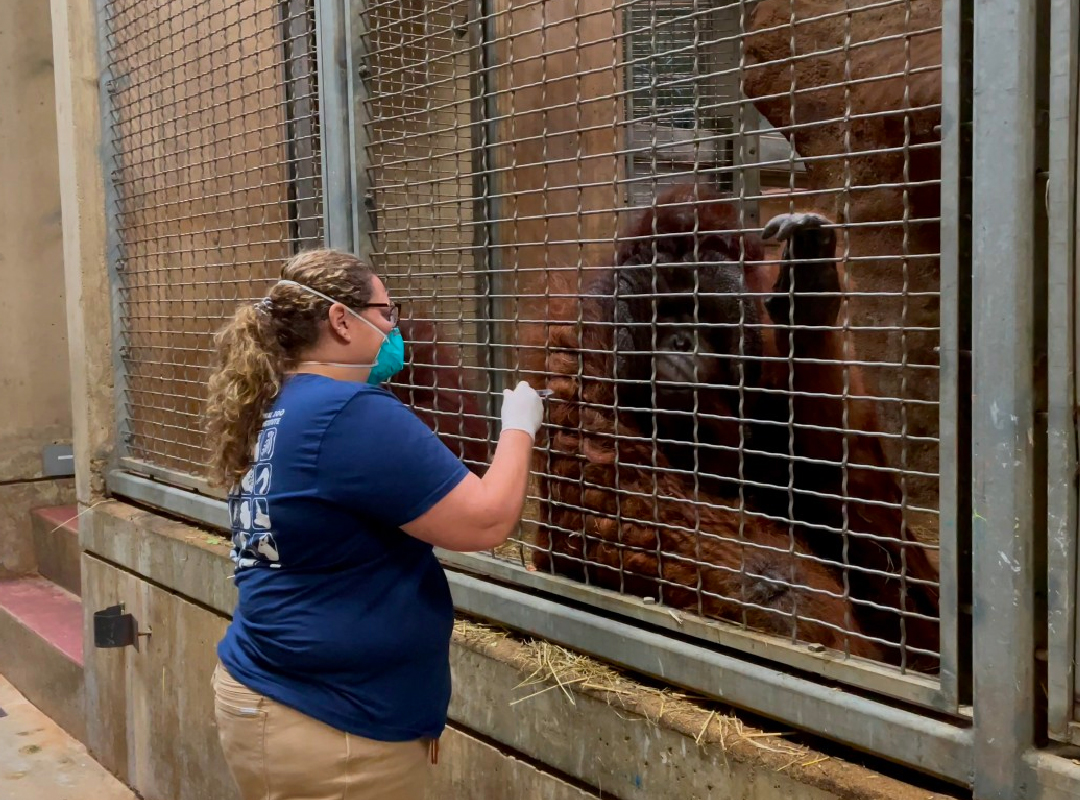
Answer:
[
  {"left": 32, "top": 504, "right": 81, "bottom": 596},
  {"left": 448, "top": 627, "right": 956, "bottom": 800},
  {"left": 82, "top": 500, "right": 235, "bottom": 614},
  {"left": 0, "top": 577, "right": 85, "bottom": 743}
]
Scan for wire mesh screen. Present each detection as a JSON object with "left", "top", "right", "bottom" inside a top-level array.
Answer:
[
  {"left": 107, "top": 0, "right": 324, "bottom": 477},
  {"left": 367, "top": 0, "right": 945, "bottom": 683}
]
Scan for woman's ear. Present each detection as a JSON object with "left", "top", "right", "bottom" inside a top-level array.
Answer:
[{"left": 327, "top": 304, "right": 352, "bottom": 343}]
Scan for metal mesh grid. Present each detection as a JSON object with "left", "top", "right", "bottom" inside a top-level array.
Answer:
[
  {"left": 367, "top": 0, "right": 945, "bottom": 679},
  {"left": 107, "top": 0, "right": 324, "bottom": 476}
]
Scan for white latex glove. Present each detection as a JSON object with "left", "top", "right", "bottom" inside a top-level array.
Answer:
[{"left": 500, "top": 381, "right": 544, "bottom": 439}]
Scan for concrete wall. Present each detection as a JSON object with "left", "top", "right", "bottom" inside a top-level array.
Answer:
[
  {"left": 0, "top": 0, "right": 75, "bottom": 576},
  {"left": 79, "top": 501, "right": 953, "bottom": 800}
]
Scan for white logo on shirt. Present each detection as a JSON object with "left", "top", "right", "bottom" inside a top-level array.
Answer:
[{"left": 232, "top": 412, "right": 285, "bottom": 571}]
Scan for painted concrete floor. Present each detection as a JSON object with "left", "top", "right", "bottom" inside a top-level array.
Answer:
[{"left": 0, "top": 674, "right": 134, "bottom": 800}]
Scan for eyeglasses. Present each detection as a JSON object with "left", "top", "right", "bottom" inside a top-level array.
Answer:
[{"left": 362, "top": 302, "right": 398, "bottom": 326}]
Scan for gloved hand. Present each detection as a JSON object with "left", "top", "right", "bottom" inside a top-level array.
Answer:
[{"left": 500, "top": 381, "right": 544, "bottom": 439}]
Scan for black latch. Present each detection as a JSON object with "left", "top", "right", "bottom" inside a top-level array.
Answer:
[{"left": 92, "top": 603, "right": 150, "bottom": 648}]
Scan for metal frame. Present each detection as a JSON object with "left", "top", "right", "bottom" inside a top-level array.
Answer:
[
  {"left": 1025, "top": 750, "right": 1080, "bottom": 800},
  {"left": 937, "top": 0, "right": 974, "bottom": 713},
  {"left": 448, "top": 569, "right": 973, "bottom": 785},
  {"left": 970, "top": 0, "right": 1043, "bottom": 797},
  {"left": 93, "top": 0, "right": 129, "bottom": 481},
  {"left": 282, "top": 0, "right": 324, "bottom": 249},
  {"left": 117, "top": 456, "right": 226, "bottom": 500},
  {"left": 110, "top": 470, "right": 230, "bottom": 530},
  {"left": 1046, "top": 0, "right": 1080, "bottom": 744},
  {"left": 439, "top": 549, "right": 948, "bottom": 708},
  {"left": 316, "top": 0, "right": 357, "bottom": 252},
  {"left": 423, "top": 0, "right": 964, "bottom": 714},
  {"left": 347, "top": 0, "right": 376, "bottom": 259}
]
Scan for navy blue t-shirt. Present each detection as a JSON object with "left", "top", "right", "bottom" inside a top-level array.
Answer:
[{"left": 216, "top": 373, "right": 470, "bottom": 741}]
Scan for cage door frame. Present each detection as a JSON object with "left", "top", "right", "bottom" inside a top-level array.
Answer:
[{"left": 1046, "top": 0, "right": 1080, "bottom": 746}]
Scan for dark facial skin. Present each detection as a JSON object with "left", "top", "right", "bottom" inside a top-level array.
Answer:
[{"left": 611, "top": 257, "right": 762, "bottom": 499}]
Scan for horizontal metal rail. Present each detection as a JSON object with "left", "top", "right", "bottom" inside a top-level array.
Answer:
[
  {"left": 439, "top": 549, "right": 951, "bottom": 712},
  {"left": 446, "top": 570, "right": 973, "bottom": 786},
  {"left": 110, "top": 470, "right": 230, "bottom": 530}
]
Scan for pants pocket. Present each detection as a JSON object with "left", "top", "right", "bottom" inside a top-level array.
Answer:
[{"left": 212, "top": 663, "right": 269, "bottom": 800}]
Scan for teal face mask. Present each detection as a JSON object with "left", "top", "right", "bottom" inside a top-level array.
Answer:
[
  {"left": 353, "top": 315, "right": 405, "bottom": 385},
  {"left": 274, "top": 279, "right": 405, "bottom": 385}
]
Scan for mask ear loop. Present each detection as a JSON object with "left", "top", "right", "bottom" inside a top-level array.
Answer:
[
  {"left": 276, "top": 280, "right": 358, "bottom": 323},
  {"left": 275, "top": 280, "right": 388, "bottom": 338},
  {"left": 350, "top": 312, "right": 391, "bottom": 342},
  {"left": 274, "top": 280, "right": 390, "bottom": 370}
]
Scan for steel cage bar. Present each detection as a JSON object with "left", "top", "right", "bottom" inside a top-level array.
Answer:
[
  {"left": 349, "top": 0, "right": 377, "bottom": 260},
  {"left": 969, "top": 0, "right": 1043, "bottom": 796},
  {"left": 1046, "top": 0, "right": 1080, "bottom": 744},
  {"left": 316, "top": 0, "right": 358, "bottom": 252},
  {"left": 94, "top": 0, "right": 130, "bottom": 482},
  {"left": 936, "top": 0, "right": 973, "bottom": 712}
]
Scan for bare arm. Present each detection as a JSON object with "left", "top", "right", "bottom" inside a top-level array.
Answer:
[
  {"left": 401, "top": 428, "right": 534, "bottom": 551},
  {"left": 401, "top": 381, "right": 543, "bottom": 551}
]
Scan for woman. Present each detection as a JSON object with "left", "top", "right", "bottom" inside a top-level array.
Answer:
[{"left": 204, "top": 249, "right": 543, "bottom": 800}]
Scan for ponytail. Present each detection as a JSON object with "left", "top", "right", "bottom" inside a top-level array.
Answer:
[
  {"left": 205, "top": 303, "right": 288, "bottom": 489},
  {"left": 204, "top": 248, "right": 375, "bottom": 489}
]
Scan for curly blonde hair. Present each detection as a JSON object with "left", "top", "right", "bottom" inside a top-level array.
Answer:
[{"left": 204, "top": 249, "right": 375, "bottom": 489}]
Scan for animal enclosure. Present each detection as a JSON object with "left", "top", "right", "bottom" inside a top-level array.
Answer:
[
  {"left": 367, "top": 0, "right": 950, "bottom": 688},
  {"left": 98, "top": 0, "right": 1080, "bottom": 793}
]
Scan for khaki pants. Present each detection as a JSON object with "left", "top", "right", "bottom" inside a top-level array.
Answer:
[{"left": 212, "top": 662, "right": 434, "bottom": 800}]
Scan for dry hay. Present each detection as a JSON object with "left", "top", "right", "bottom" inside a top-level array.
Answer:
[
  {"left": 451, "top": 617, "right": 966, "bottom": 799},
  {"left": 453, "top": 617, "right": 815, "bottom": 766}
]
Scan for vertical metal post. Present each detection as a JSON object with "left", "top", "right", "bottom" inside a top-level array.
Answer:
[
  {"left": 282, "top": 0, "right": 323, "bottom": 249},
  {"left": 1046, "top": 0, "right": 1080, "bottom": 742},
  {"left": 469, "top": 0, "right": 504, "bottom": 426},
  {"left": 93, "top": 0, "right": 130, "bottom": 475},
  {"left": 315, "top": 0, "right": 357, "bottom": 252},
  {"left": 971, "top": 0, "right": 1042, "bottom": 795},
  {"left": 937, "top": 0, "right": 974, "bottom": 710},
  {"left": 733, "top": 0, "right": 760, "bottom": 230},
  {"left": 347, "top": 0, "right": 375, "bottom": 261},
  {"left": 734, "top": 112, "right": 761, "bottom": 230}
]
